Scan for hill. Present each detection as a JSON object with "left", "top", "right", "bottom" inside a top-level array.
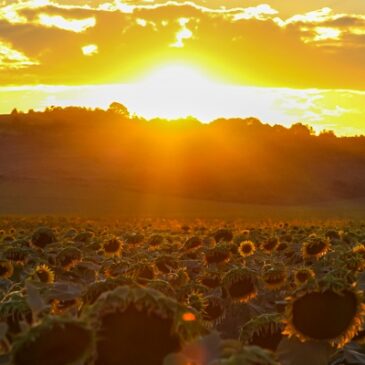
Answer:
[{"left": 1, "top": 106, "right": 365, "bottom": 216}]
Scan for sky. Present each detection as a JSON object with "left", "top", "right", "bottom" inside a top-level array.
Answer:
[{"left": 0, "top": 0, "right": 365, "bottom": 135}]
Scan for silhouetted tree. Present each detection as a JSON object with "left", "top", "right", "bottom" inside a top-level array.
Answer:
[
  {"left": 319, "top": 130, "right": 336, "bottom": 139},
  {"left": 108, "top": 102, "right": 130, "bottom": 118},
  {"left": 290, "top": 123, "right": 314, "bottom": 137}
]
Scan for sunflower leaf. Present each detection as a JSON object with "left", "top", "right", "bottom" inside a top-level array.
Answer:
[
  {"left": 277, "top": 336, "right": 335, "bottom": 365},
  {"left": 25, "top": 280, "right": 47, "bottom": 317}
]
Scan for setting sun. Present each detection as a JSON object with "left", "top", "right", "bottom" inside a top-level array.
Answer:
[
  {"left": 130, "top": 64, "right": 218, "bottom": 119},
  {"left": 135, "top": 64, "right": 212, "bottom": 89}
]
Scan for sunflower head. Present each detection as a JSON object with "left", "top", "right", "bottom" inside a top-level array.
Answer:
[
  {"left": 0, "top": 292, "right": 32, "bottom": 336},
  {"left": 124, "top": 232, "right": 144, "bottom": 245},
  {"left": 234, "top": 230, "right": 250, "bottom": 245},
  {"left": 82, "top": 279, "right": 124, "bottom": 306},
  {"left": 84, "top": 286, "right": 202, "bottom": 365},
  {"left": 262, "top": 237, "right": 279, "bottom": 253},
  {"left": 276, "top": 241, "right": 289, "bottom": 253},
  {"left": 262, "top": 264, "right": 287, "bottom": 291},
  {"left": 293, "top": 267, "right": 315, "bottom": 287},
  {"left": 3, "top": 247, "right": 28, "bottom": 265},
  {"left": 155, "top": 254, "right": 178, "bottom": 273},
  {"left": 168, "top": 267, "right": 190, "bottom": 287},
  {"left": 205, "top": 243, "right": 231, "bottom": 265},
  {"left": 74, "top": 231, "right": 95, "bottom": 244},
  {"left": 240, "top": 313, "right": 283, "bottom": 351},
  {"left": 34, "top": 264, "right": 55, "bottom": 283},
  {"left": 186, "top": 290, "right": 209, "bottom": 314},
  {"left": 238, "top": 240, "right": 256, "bottom": 257},
  {"left": 31, "top": 227, "right": 57, "bottom": 249},
  {"left": 214, "top": 228, "right": 233, "bottom": 243},
  {"left": 102, "top": 237, "right": 123, "bottom": 257},
  {"left": 283, "top": 280, "right": 365, "bottom": 348},
  {"left": 302, "top": 236, "right": 330, "bottom": 260},
  {"left": 198, "top": 269, "right": 221, "bottom": 288},
  {"left": 202, "top": 295, "right": 225, "bottom": 323},
  {"left": 0, "top": 259, "right": 14, "bottom": 279},
  {"left": 223, "top": 267, "right": 258, "bottom": 302},
  {"left": 12, "top": 316, "right": 95, "bottom": 365},
  {"left": 132, "top": 262, "right": 156, "bottom": 284},
  {"left": 56, "top": 246, "right": 82, "bottom": 270},
  {"left": 184, "top": 236, "right": 202, "bottom": 251},
  {"left": 147, "top": 234, "right": 165, "bottom": 248}
]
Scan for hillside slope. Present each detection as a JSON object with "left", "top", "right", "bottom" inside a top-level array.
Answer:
[{"left": 1, "top": 107, "right": 365, "bottom": 215}]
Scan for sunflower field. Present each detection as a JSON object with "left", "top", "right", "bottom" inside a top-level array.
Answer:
[{"left": 0, "top": 216, "right": 365, "bottom": 365}]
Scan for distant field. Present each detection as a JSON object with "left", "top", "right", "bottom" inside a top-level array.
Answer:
[{"left": 1, "top": 177, "right": 365, "bottom": 219}]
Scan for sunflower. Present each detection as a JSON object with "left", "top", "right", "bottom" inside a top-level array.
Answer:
[
  {"left": 31, "top": 227, "right": 57, "bottom": 249},
  {"left": 198, "top": 269, "right": 221, "bottom": 288},
  {"left": 240, "top": 313, "right": 283, "bottom": 352},
  {"left": 84, "top": 286, "right": 202, "bottom": 365},
  {"left": 132, "top": 262, "right": 156, "bottom": 284},
  {"left": 34, "top": 264, "right": 55, "bottom": 283},
  {"left": 82, "top": 279, "right": 123, "bottom": 306},
  {"left": 238, "top": 240, "right": 256, "bottom": 257},
  {"left": 186, "top": 291, "right": 208, "bottom": 314},
  {"left": 223, "top": 267, "right": 258, "bottom": 302},
  {"left": 202, "top": 295, "right": 225, "bottom": 323},
  {"left": 168, "top": 268, "right": 190, "bottom": 287},
  {"left": 302, "top": 236, "right": 330, "bottom": 260},
  {"left": 262, "top": 264, "right": 287, "bottom": 291},
  {"left": 234, "top": 229, "right": 250, "bottom": 245},
  {"left": 102, "top": 237, "right": 123, "bottom": 257},
  {"left": 283, "top": 284, "right": 365, "bottom": 348},
  {"left": 103, "top": 261, "right": 129, "bottom": 279},
  {"left": 0, "top": 292, "right": 32, "bottom": 336},
  {"left": 155, "top": 254, "right": 178, "bottom": 274},
  {"left": 12, "top": 317, "right": 95, "bottom": 365},
  {"left": 276, "top": 242, "right": 289, "bottom": 252},
  {"left": 293, "top": 267, "right": 315, "bottom": 287},
  {"left": 262, "top": 237, "right": 279, "bottom": 253},
  {"left": 214, "top": 228, "right": 233, "bottom": 243},
  {"left": 3, "top": 247, "right": 28, "bottom": 265},
  {"left": 184, "top": 236, "right": 202, "bottom": 251},
  {"left": 147, "top": 234, "right": 164, "bottom": 248},
  {"left": 56, "top": 246, "right": 82, "bottom": 270},
  {"left": 205, "top": 243, "right": 231, "bottom": 265},
  {"left": 0, "top": 259, "right": 14, "bottom": 279}
]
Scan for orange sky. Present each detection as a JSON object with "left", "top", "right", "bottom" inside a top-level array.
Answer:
[{"left": 0, "top": 0, "right": 365, "bottom": 135}]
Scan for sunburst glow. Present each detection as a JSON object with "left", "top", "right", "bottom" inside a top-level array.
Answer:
[{"left": 129, "top": 64, "right": 220, "bottom": 119}]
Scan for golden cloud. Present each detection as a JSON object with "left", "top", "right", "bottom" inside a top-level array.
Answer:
[
  {"left": 0, "top": 40, "right": 39, "bottom": 69},
  {"left": 37, "top": 13, "right": 96, "bottom": 32},
  {"left": 275, "top": 7, "right": 365, "bottom": 46},
  {"left": 81, "top": 44, "right": 98, "bottom": 56},
  {"left": 0, "top": 1, "right": 364, "bottom": 89}
]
